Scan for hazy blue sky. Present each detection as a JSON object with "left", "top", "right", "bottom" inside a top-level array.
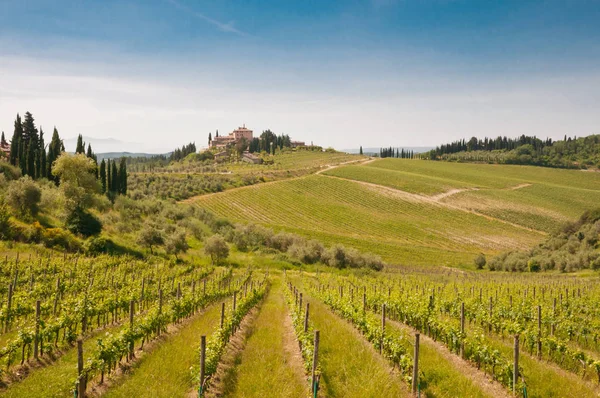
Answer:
[{"left": 1, "top": 0, "right": 599, "bottom": 151}]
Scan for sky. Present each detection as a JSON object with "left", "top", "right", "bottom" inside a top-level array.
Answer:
[{"left": 1, "top": 0, "right": 599, "bottom": 152}]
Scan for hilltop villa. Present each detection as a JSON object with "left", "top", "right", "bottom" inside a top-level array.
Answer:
[{"left": 210, "top": 125, "right": 253, "bottom": 149}]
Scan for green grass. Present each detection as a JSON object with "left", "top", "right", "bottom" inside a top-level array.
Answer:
[
  {"left": 384, "top": 321, "right": 491, "bottom": 398},
  {"left": 301, "top": 292, "right": 410, "bottom": 397},
  {"left": 0, "top": 323, "right": 126, "bottom": 398},
  {"left": 192, "top": 174, "right": 542, "bottom": 267},
  {"left": 223, "top": 277, "right": 307, "bottom": 398},
  {"left": 324, "top": 164, "right": 478, "bottom": 196},
  {"left": 102, "top": 299, "right": 228, "bottom": 398}
]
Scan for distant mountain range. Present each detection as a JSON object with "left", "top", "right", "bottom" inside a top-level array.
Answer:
[
  {"left": 343, "top": 146, "right": 435, "bottom": 154},
  {"left": 96, "top": 152, "right": 169, "bottom": 161},
  {"left": 62, "top": 136, "right": 168, "bottom": 155}
]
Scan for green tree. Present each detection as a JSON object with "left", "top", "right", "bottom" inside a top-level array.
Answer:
[
  {"left": 204, "top": 234, "right": 229, "bottom": 265},
  {"left": 99, "top": 159, "right": 107, "bottom": 193},
  {"left": 52, "top": 153, "right": 99, "bottom": 210},
  {"left": 47, "top": 127, "right": 63, "bottom": 184},
  {"left": 474, "top": 253, "right": 487, "bottom": 270},
  {"left": 75, "top": 134, "right": 85, "bottom": 154},
  {"left": 137, "top": 222, "right": 164, "bottom": 254},
  {"left": 106, "top": 159, "right": 112, "bottom": 193},
  {"left": 111, "top": 160, "right": 118, "bottom": 192},
  {"left": 6, "top": 176, "right": 42, "bottom": 218},
  {"left": 118, "top": 158, "right": 127, "bottom": 195},
  {"left": 0, "top": 200, "right": 13, "bottom": 240},
  {"left": 22, "top": 112, "right": 39, "bottom": 149},
  {"left": 38, "top": 128, "right": 46, "bottom": 179},
  {"left": 65, "top": 206, "right": 102, "bottom": 237},
  {"left": 208, "top": 132, "right": 212, "bottom": 146},
  {"left": 165, "top": 229, "right": 189, "bottom": 260},
  {"left": 0, "top": 132, "right": 6, "bottom": 147},
  {"left": 9, "top": 114, "right": 23, "bottom": 167},
  {"left": 359, "top": 146, "right": 363, "bottom": 155}
]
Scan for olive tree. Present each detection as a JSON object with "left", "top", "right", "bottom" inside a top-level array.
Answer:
[
  {"left": 6, "top": 176, "right": 41, "bottom": 218},
  {"left": 204, "top": 234, "right": 229, "bottom": 265}
]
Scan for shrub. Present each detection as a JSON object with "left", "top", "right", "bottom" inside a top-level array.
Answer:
[
  {"left": 474, "top": 253, "right": 487, "bottom": 270},
  {"left": 165, "top": 229, "right": 189, "bottom": 259},
  {"left": 137, "top": 222, "right": 164, "bottom": 254},
  {"left": 528, "top": 258, "right": 541, "bottom": 272},
  {"left": 42, "top": 228, "right": 81, "bottom": 251},
  {"left": 6, "top": 176, "right": 42, "bottom": 218},
  {"left": 0, "top": 201, "right": 13, "bottom": 240},
  {"left": 0, "top": 162, "right": 21, "bottom": 181},
  {"left": 65, "top": 207, "right": 103, "bottom": 237},
  {"left": 204, "top": 234, "right": 229, "bottom": 265},
  {"left": 85, "top": 236, "right": 116, "bottom": 255}
]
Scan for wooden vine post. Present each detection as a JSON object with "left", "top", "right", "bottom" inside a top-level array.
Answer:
[
  {"left": 220, "top": 302, "right": 225, "bottom": 328},
  {"left": 199, "top": 335, "right": 206, "bottom": 396},
  {"left": 412, "top": 333, "right": 420, "bottom": 395},
  {"left": 129, "top": 300, "right": 135, "bottom": 360},
  {"left": 381, "top": 303, "right": 386, "bottom": 354},
  {"left": 460, "top": 302, "right": 465, "bottom": 358},
  {"left": 77, "top": 338, "right": 86, "bottom": 397},
  {"left": 304, "top": 303, "right": 310, "bottom": 333},
  {"left": 537, "top": 305, "right": 542, "bottom": 359},
  {"left": 311, "top": 330, "right": 320, "bottom": 397},
  {"left": 34, "top": 300, "right": 41, "bottom": 359},
  {"left": 513, "top": 334, "right": 519, "bottom": 395}
]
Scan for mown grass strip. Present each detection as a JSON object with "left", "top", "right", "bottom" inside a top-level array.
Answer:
[
  {"left": 222, "top": 277, "right": 307, "bottom": 398},
  {"left": 102, "top": 299, "right": 228, "bottom": 398},
  {"left": 295, "top": 287, "right": 409, "bottom": 397}
]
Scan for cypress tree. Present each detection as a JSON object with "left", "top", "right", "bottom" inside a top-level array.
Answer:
[
  {"left": 208, "top": 132, "right": 212, "bottom": 146},
  {"left": 47, "top": 127, "right": 63, "bottom": 183},
  {"left": 76, "top": 134, "right": 85, "bottom": 154},
  {"left": 38, "top": 127, "right": 46, "bottom": 179},
  {"left": 9, "top": 114, "right": 22, "bottom": 166},
  {"left": 22, "top": 112, "right": 39, "bottom": 149},
  {"left": 0, "top": 131, "right": 6, "bottom": 147},
  {"left": 111, "top": 160, "right": 118, "bottom": 193},
  {"left": 26, "top": 140, "right": 36, "bottom": 177},
  {"left": 86, "top": 143, "right": 93, "bottom": 158},
  {"left": 118, "top": 158, "right": 127, "bottom": 195},
  {"left": 359, "top": 146, "right": 363, "bottom": 155},
  {"left": 107, "top": 159, "right": 112, "bottom": 192},
  {"left": 100, "top": 159, "right": 107, "bottom": 193}
]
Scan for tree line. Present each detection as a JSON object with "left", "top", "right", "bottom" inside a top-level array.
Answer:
[
  {"left": 3, "top": 112, "right": 127, "bottom": 197},
  {"left": 379, "top": 147, "right": 416, "bottom": 159},
  {"left": 427, "top": 134, "right": 556, "bottom": 158},
  {"left": 424, "top": 134, "right": 600, "bottom": 169}
]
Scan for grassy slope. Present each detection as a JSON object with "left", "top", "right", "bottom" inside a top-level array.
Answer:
[
  {"left": 299, "top": 292, "right": 409, "bottom": 397},
  {"left": 223, "top": 277, "right": 307, "bottom": 398},
  {"left": 103, "top": 300, "right": 227, "bottom": 398},
  {"left": 192, "top": 174, "right": 541, "bottom": 267}
]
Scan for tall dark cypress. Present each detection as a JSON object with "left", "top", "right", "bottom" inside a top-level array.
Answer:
[
  {"left": 38, "top": 127, "right": 46, "bottom": 179},
  {"left": 0, "top": 132, "right": 6, "bottom": 147},
  {"left": 75, "top": 134, "right": 85, "bottom": 154},
  {"left": 107, "top": 159, "right": 112, "bottom": 192},
  {"left": 208, "top": 132, "right": 212, "bottom": 146},
  {"left": 111, "top": 160, "right": 118, "bottom": 193},
  {"left": 47, "top": 127, "right": 63, "bottom": 183},
  {"left": 9, "top": 114, "right": 23, "bottom": 166},
  {"left": 118, "top": 158, "right": 127, "bottom": 195},
  {"left": 100, "top": 159, "right": 107, "bottom": 193}
]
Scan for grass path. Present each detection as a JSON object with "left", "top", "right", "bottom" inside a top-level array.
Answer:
[
  {"left": 301, "top": 292, "right": 410, "bottom": 397},
  {"left": 0, "top": 320, "right": 131, "bottom": 398},
  {"left": 223, "top": 277, "right": 307, "bottom": 398},
  {"left": 385, "top": 319, "right": 507, "bottom": 398},
  {"left": 103, "top": 300, "right": 227, "bottom": 398},
  {"left": 458, "top": 321, "right": 600, "bottom": 398}
]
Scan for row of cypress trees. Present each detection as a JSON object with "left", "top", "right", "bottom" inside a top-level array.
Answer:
[{"left": 4, "top": 112, "right": 127, "bottom": 196}]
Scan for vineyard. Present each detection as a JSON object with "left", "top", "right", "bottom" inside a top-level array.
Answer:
[
  {"left": 191, "top": 174, "right": 542, "bottom": 267},
  {"left": 1, "top": 249, "right": 600, "bottom": 397}
]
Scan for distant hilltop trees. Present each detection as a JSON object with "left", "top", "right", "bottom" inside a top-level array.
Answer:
[
  {"left": 424, "top": 134, "right": 600, "bottom": 169},
  {"left": 2, "top": 112, "right": 127, "bottom": 198}
]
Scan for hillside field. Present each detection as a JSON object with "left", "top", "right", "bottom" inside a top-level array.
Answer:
[{"left": 192, "top": 158, "right": 600, "bottom": 267}]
